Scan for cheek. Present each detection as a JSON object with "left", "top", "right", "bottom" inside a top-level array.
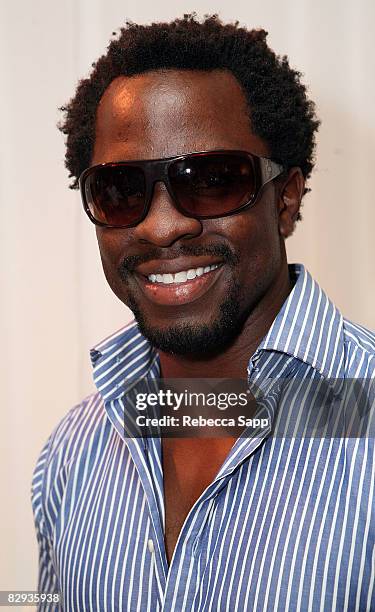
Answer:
[
  {"left": 95, "top": 229, "right": 130, "bottom": 292},
  {"left": 96, "top": 229, "right": 127, "bottom": 267},
  {"left": 216, "top": 202, "right": 283, "bottom": 293},
  {"left": 215, "top": 202, "right": 280, "bottom": 259}
]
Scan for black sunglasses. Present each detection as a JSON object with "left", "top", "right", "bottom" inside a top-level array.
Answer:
[{"left": 79, "top": 150, "right": 285, "bottom": 229}]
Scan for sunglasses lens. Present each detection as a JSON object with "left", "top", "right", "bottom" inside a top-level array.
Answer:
[
  {"left": 83, "top": 165, "right": 146, "bottom": 226},
  {"left": 169, "top": 154, "right": 256, "bottom": 216},
  {"left": 82, "top": 153, "right": 260, "bottom": 227}
]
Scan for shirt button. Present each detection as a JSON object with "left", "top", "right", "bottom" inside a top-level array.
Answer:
[{"left": 148, "top": 539, "right": 155, "bottom": 553}]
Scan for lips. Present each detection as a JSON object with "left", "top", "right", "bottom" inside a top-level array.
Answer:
[
  {"left": 133, "top": 259, "right": 225, "bottom": 306},
  {"left": 135, "top": 256, "right": 224, "bottom": 277},
  {"left": 147, "top": 263, "right": 220, "bottom": 284}
]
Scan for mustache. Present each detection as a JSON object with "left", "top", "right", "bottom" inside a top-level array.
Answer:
[{"left": 118, "top": 243, "right": 239, "bottom": 278}]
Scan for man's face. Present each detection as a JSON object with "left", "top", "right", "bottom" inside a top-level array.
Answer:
[{"left": 92, "top": 69, "right": 288, "bottom": 355}]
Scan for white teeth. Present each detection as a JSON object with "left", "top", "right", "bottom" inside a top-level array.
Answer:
[
  {"left": 147, "top": 264, "right": 220, "bottom": 284},
  {"left": 187, "top": 269, "right": 197, "bottom": 280},
  {"left": 174, "top": 270, "right": 188, "bottom": 283}
]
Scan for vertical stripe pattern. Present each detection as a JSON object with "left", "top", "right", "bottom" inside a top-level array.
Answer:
[{"left": 31, "top": 264, "right": 375, "bottom": 611}]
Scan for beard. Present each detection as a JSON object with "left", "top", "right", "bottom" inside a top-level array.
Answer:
[
  {"left": 126, "top": 277, "right": 244, "bottom": 356},
  {"left": 118, "top": 242, "right": 248, "bottom": 356}
]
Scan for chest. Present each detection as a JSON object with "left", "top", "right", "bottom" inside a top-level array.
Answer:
[
  {"left": 54, "top": 438, "right": 374, "bottom": 610},
  {"left": 162, "top": 437, "right": 237, "bottom": 564}
]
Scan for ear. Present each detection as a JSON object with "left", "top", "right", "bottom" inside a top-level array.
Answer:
[{"left": 277, "top": 167, "right": 305, "bottom": 238}]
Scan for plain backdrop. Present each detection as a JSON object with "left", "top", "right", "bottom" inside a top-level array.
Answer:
[{"left": 1, "top": 0, "right": 374, "bottom": 593}]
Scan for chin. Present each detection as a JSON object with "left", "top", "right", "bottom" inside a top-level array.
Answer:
[
  {"left": 128, "top": 279, "right": 246, "bottom": 356},
  {"left": 137, "top": 320, "right": 240, "bottom": 355}
]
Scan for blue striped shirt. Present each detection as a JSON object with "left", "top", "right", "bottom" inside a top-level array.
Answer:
[{"left": 31, "top": 263, "right": 375, "bottom": 611}]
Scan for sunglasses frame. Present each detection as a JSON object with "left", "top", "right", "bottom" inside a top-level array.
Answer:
[{"left": 79, "top": 149, "right": 285, "bottom": 229}]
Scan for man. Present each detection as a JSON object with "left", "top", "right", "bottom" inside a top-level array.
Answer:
[{"left": 31, "top": 15, "right": 375, "bottom": 611}]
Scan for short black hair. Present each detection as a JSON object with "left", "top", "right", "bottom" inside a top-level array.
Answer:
[{"left": 59, "top": 13, "right": 320, "bottom": 204}]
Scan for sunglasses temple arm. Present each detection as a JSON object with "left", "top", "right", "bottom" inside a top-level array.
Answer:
[{"left": 260, "top": 159, "right": 285, "bottom": 185}]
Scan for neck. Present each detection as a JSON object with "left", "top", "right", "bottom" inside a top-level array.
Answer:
[{"left": 158, "top": 263, "right": 293, "bottom": 380}]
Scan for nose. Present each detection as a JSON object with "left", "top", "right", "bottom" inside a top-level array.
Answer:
[{"left": 133, "top": 181, "right": 203, "bottom": 246}]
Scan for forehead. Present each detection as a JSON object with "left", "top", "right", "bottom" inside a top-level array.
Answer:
[{"left": 93, "top": 69, "right": 269, "bottom": 163}]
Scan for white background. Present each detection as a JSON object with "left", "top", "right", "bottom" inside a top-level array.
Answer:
[{"left": 1, "top": 0, "right": 374, "bottom": 591}]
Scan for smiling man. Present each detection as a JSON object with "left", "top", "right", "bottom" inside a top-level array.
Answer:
[{"left": 31, "top": 15, "right": 375, "bottom": 611}]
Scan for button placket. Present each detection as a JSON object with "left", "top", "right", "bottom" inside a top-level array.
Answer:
[{"left": 147, "top": 535, "right": 166, "bottom": 607}]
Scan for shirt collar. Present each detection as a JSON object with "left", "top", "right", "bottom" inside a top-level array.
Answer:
[
  {"left": 90, "top": 263, "right": 345, "bottom": 402},
  {"left": 254, "top": 263, "right": 345, "bottom": 380},
  {"left": 90, "top": 321, "right": 160, "bottom": 402}
]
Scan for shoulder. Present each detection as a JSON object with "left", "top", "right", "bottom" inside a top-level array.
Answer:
[
  {"left": 342, "top": 317, "right": 375, "bottom": 376},
  {"left": 34, "top": 390, "right": 106, "bottom": 469},
  {"left": 31, "top": 391, "right": 106, "bottom": 538},
  {"left": 30, "top": 320, "right": 151, "bottom": 539},
  {"left": 343, "top": 318, "right": 375, "bottom": 354}
]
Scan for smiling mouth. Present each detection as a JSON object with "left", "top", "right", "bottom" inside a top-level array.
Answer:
[
  {"left": 145, "top": 263, "right": 220, "bottom": 285},
  {"left": 134, "top": 262, "right": 225, "bottom": 306}
]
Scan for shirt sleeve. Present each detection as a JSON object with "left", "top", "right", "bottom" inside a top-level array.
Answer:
[{"left": 30, "top": 435, "right": 61, "bottom": 612}]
